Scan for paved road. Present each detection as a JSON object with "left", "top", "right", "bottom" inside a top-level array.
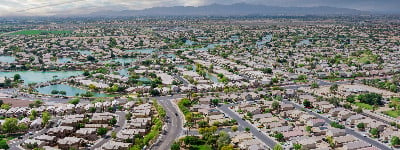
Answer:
[
  {"left": 9, "top": 117, "right": 61, "bottom": 150},
  {"left": 91, "top": 111, "right": 126, "bottom": 149},
  {"left": 219, "top": 105, "right": 276, "bottom": 149},
  {"left": 172, "top": 74, "right": 189, "bottom": 86},
  {"left": 283, "top": 100, "right": 391, "bottom": 150},
  {"left": 152, "top": 98, "right": 183, "bottom": 150}
]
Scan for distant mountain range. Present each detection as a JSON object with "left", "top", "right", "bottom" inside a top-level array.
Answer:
[{"left": 87, "top": 3, "right": 368, "bottom": 17}]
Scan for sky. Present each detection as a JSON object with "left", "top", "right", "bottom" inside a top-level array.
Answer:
[{"left": 0, "top": 0, "right": 399, "bottom": 16}]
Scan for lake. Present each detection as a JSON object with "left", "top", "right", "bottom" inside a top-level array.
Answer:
[
  {"left": 0, "top": 56, "right": 16, "bottom": 63},
  {"left": 57, "top": 57, "right": 74, "bottom": 63},
  {"left": 0, "top": 71, "right": 83, "bottom": 84},
  {"left": 256, "top": 34, "right": 272, "bottom": 48},
  {"left": 36, "top": 84, "right": 112, "bottom": 97},
  {"left": 104, "top": 58, "right": 137, "bottom": 64},
  {"left": 125, "top": 49, "right": 157, "bottom": 54}
]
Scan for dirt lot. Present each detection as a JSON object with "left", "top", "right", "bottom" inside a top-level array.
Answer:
[{"left": 0, "top": 98, "right": 33, "bottom": 107}]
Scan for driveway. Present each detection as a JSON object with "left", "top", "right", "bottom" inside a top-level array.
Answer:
[
  {"left": 219, "top": 105, "right": 276, "bottom": 148},
  {"left": 91, "top": 111, "right": 126, "bottom": 149},
  {"left": 283, "top": 100, "right": 391, "bottom": 150}
]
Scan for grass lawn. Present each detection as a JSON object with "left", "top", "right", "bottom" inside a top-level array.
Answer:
[
  {"left": 324, "top": 77, "right": 355, "bottom": 81},
  {"left": 294, "top": 80, "right": 308, "bottom": 83},
  {"left": 192, "top": 145, "right": 213, "bottom": 150},
  {"left": 10, "top": 30, "right": 72, "bottom": 35},
  {"left": 354, "top": 102, "right": 373, "bottom": 110},
  {"left": 384, "top": 110, "right": 400, "bottom": 118}
]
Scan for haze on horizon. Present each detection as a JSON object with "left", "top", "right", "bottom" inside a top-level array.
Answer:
[{"left": 0, "top": 0, "right": 399, "bottom": 17}]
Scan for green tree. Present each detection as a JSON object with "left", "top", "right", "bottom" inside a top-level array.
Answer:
[
  {"left": 311, "top": 81, "right": 319, "bottom": 88},
  {"left": 358, "top": 93, "right": 383, "bottom": 106},
  {"left": 272, "top": 101, "right": 280, "bottom": 111},
  {"left": 274, "top": 132, "right": 285, "bottom": 142},
  {"left": 171, "top": 142, "right": 180, "bottom": 150},
  {"left": 197, "top": 120, "right": 209, "bottom": 128},
  {"left": 305, "top": 126, "right": 312, "bottom": 133},
  {"left": 0, "top": 104, "right": 11, "bottom": 110},
  {"left": 34, "top": 100, "right": 43, "bottom": 107},
  {"left": 326, "top": 136, "right": 335, "bottom": 148},
  {"left": 30, "top": 110, "right": 38, "bottom": 120},
  {"left": 125, "top": 112, "right": 132, "bottom": 120},
  {"left": 13, "top": 74, "right": 21, "bottom": 81},
  {"left": 42, "top": 111, "right": 51, "bottom": 126},
  {"left": 231, "top": 125, "right": 238, "bottom": 132},
  {"left": 346, "top": 95, "right": 356, "bottom": 103},
  {"left": 2, "top": 118, "right": 19, "bottom": 134},
  {"left": 109, "top": 117, "right": 117, "bottom": 126},
  {"left": 355, "top": 107, "right": 363, "bottom": 113},
  {"left": 273, "top": 144, "right": 283, "bottom": 150},
  {"left": 369, "top": 128, "right": 379, "bottom": 138},
  {"left": 217, "top": 131, "right": 231, "bottom": 149},
  {"left": 303, "top": 100, "right": 312, "bottom": 108},
  {"left": 245, "top": 127, "right": 250, "bottom": 132},
  {"left": 89, "top": 107, "right": 96, "bottom": 113},
  {"left": 97, "top": 127, "right": 108, "bottom": 136},
  {"left": 391, "top": 136, "right": 400, "bottom": 147},
  {"left": 330, "top": 84, "right": 339, "bottom": 93},
  {"left": 68, "top": 98, "right": 80, "bottom": 105},
  {"left": 18, "top": 123, "right": 28, "bottom": 132},
  {"left": 293, "top": 143, "right": 302, "bottom": 150},
  {"left": 111, "top": 131, "right": 117, "bottom": 139},
  {"left": 0, "top": 140, "right": 9, "bottom": 149},
  {"left": 357, "top": 123, "right": 365, "bottom": 130}
]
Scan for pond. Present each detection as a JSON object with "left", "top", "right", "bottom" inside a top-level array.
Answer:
[
  {"left": 185, "top": 40, "right": 196, "bottom": 46},
  {"left": 196, "top": 43, "right": 219, "bottom": 51},
  {"left": 0, "top": 56, "right": 16, "bottom": 63},
  {"left": 118, "top": 68, "right": 129, "bottom": 77},
  {"left": 159, "top": 54, "right": 176, "bottom": 59},
  {"left": 76, "top": 50, "right": 92, "bottom": 55},
  {"left": 125, "top": 49, "right": 156, "bottom": 54},
  {"left": 0, "top": 71, "right": 83, "bottom": 85},
  {"left": 296, "top": 39, "right": 311, "bottom": 46},
  {"left": 36, "top": 84, "right": 113, "bottom": 97},
  {"left": 104, "top": 58, "right": 137, "bottom": 64},
  {"left": 256, "top": 34, "right": 272, "bottom": 48},
  {"left": 176, "top": 65, "right": 219, "bottom": 83},
  {"left": 57, "top": 57, "right": 74, "bottom": 64}
]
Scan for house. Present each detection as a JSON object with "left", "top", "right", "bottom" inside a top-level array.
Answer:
[
  {"left": 307, "top": 119, "right": 325, "bottom": 127},
  {"left": 57, "top": 137, "right": 85, "bottom": 150},
  {"left": 47, "top": 126, "right": 74, "bottom": 138},
  {"left": 35, "top": 135, "right": 57, "bottom": 146},
  {"left": 320, "top": 104, "right": 335, "bottom": 113},
  {"left": 346, "top": 114, "right": 365, "bottom": 125},
  {"left": 334, "top": 135, "right": 358, "bottom": 147},
  {"left": 23, "top": 139, "right": 46, "bottom": 149},
  {"left": 329, "top": 108, "right": 345, "bottom": 117},
  {"left": 343, "top": 141, "right": 371, "bottom": 150},
  {"left": 102, "top": 141, "right": 132, "bottom": 150},
  {"left": 280, "top": 104, "right": 294, "bottom": 111},
  {"left": 282, "top": 130, "right": 304, "bottom": 140},
  {"left": 299, "top": 114, "right": 316, "bottom": 122},
  {"left": 75, "top": 128, "right": 98, "bottom": 141},
  {"left": 297, "top": 138, "right": 317, "bottom": 149},
  {"left": 231, "top": 132, "right": 253, "bottom": 144},
  {"left": 338, "top": 110, "right": 355, "bottom": 121},
  {"left": 327, "top": 129, "right": 346, "bottom": 137}
]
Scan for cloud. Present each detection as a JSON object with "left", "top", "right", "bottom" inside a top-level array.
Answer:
[{"left": 0, "top": 0, "right": 399, "bottom": 16}]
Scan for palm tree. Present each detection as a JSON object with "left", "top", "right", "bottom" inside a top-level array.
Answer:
[{"left": 184, "top": 122, "right": 194, "bottom": 136}]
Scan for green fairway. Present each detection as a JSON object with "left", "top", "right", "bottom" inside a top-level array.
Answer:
[
  {"left": 384, "top": 110, "right": 400, "bottom": 118},
  {"left": 354, "top": 102, "right": 373, "bottom": 110},
  {"left": 10, "top": 30, "right": 72, "bottom": 35}
]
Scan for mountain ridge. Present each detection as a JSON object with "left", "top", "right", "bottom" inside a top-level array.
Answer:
[{"left": 85, "top": 3, "right": 368, "bottom": 17}]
